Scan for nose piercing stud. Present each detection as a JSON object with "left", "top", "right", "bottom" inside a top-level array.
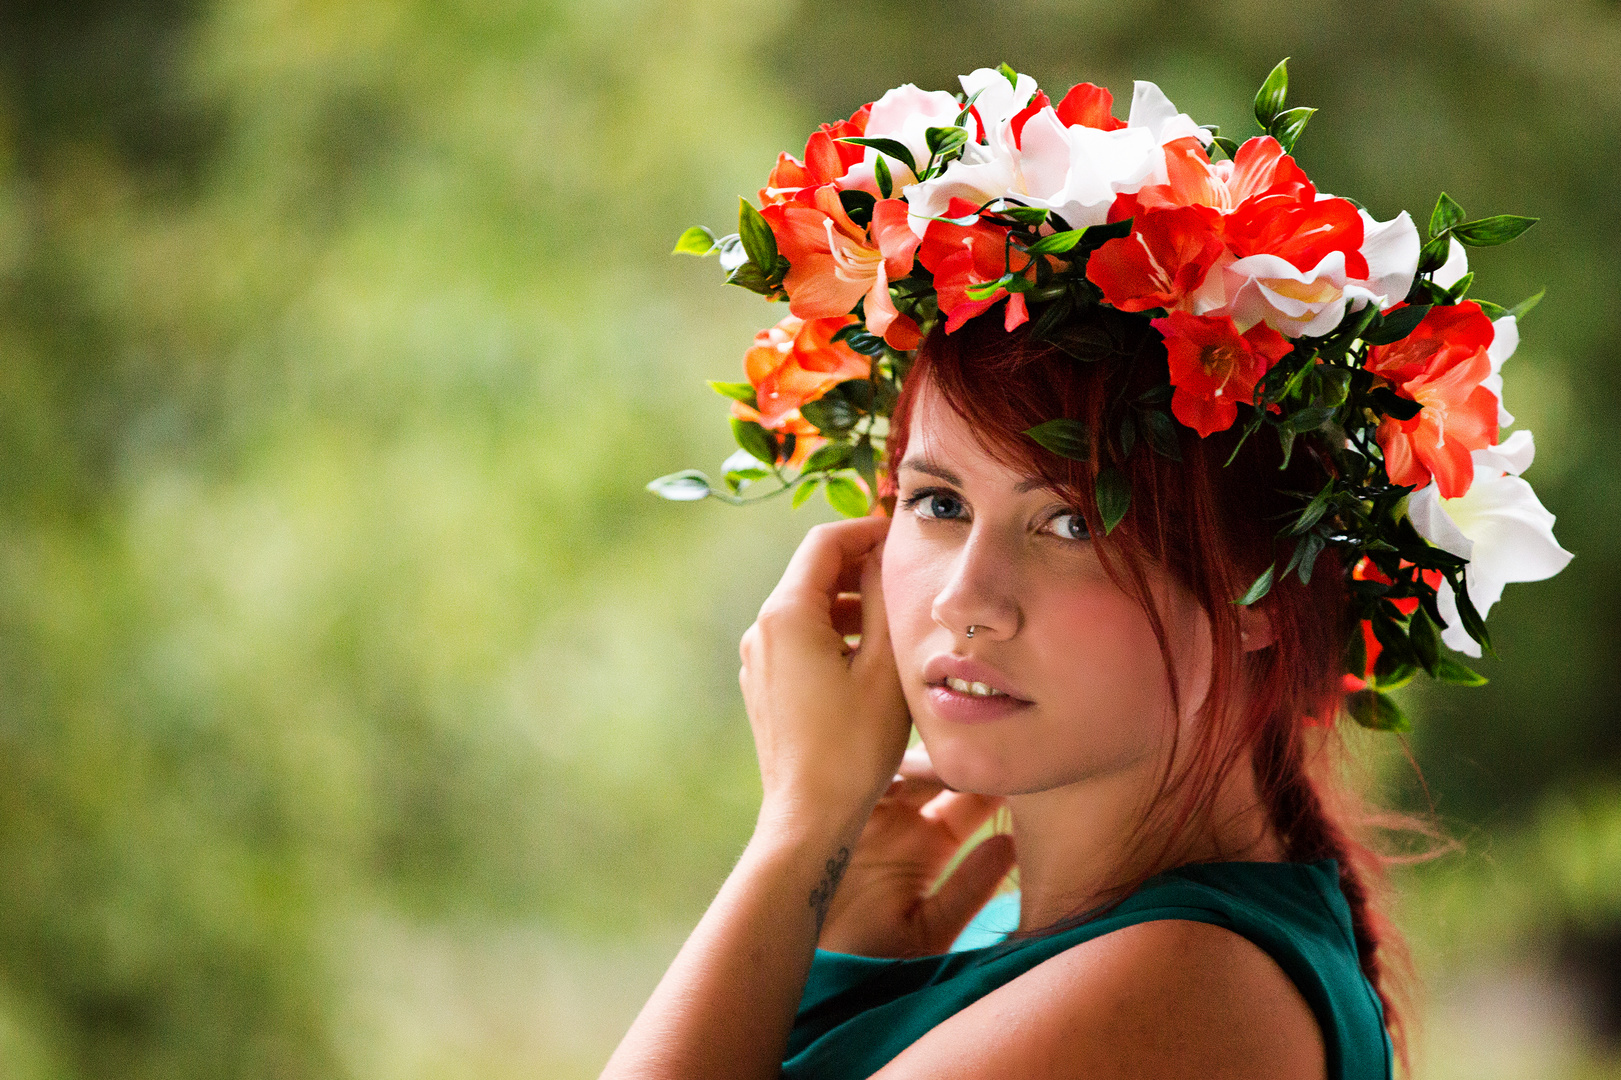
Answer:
[{"left": 966, "top": 624, "right": 977, "bottom": 638}]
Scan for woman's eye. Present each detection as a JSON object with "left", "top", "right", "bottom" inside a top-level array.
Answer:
[
  {"left": 1049, "top": 511, "right": 1090, "bottom": 541},
  {"left": 912, "top": 492, "right": 966, "bottom": 520}
]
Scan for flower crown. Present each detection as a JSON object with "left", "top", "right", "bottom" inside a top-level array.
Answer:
[{"left": 651, "top": 61, "right": 1571, "bottom": 731}]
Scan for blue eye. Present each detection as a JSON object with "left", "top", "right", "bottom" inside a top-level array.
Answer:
[
  {"left": 909, "top": 491, "right": 966, "bottom": 521},
  {"left": 1050, "top": 511, "right": 1090, "bottom": 540}
]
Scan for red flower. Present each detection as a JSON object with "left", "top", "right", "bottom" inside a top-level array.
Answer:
[
  {"left": 917, "top": 198, "right": 1037, "bottom": 334},
  {"left": 1224, "top": 192, "right": 1368, "bottom": 278},
  {"left": 1054, "top": 82, "right": 1125, "bottom": 131},
  {"left": 1086, "top": 205, "right": 1224, "bottom": 313},
  {"left": 1150, "top": 311, "right": 1292, "bottom": 437},
  {"left": 759, "top": 105, "right": 871, "bottom": 205},
  {"left": 1367, "top": 303, "right": 1499, "bottom": 498}
]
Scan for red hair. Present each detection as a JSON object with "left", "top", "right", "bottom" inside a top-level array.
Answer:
[{"left": 883, "top": 312, "right": 1418, "bottom": 1066}]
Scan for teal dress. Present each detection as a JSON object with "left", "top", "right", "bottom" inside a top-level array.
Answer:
[{"left": 785, "top": 860, "right": 1391, "bottom": 1079}]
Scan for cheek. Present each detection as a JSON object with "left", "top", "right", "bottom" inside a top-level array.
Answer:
[{"left": 881, "top": 529, "right": 941, "bottom": 656}]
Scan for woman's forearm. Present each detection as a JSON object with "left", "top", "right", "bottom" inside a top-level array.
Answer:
[{"left": 599, "top": 811, "right": 863, "bottom": 1080}]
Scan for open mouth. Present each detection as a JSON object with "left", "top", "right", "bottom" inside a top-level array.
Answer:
[{"left": 940, "top": 677, "right": 1008, "bottom": 698}]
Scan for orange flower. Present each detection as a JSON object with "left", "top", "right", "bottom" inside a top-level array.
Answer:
[
  {"left": 762, "top": 187, "right": 922, "bottom": 350},
  {"left": 739, "top": 313, "right": 871, "bottom": 431},
  {"left": 1117, "top": 135, "right": 1313, "bottom": 217},
  {"left": 1367, "top": 303, "right": 1499, "bottom": 498}
]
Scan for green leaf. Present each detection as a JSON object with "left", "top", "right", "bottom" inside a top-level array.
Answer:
[
  {"left": 1445, "top": 270, "right": 1475, "bottom": 303},
  {"left": 1253, "top": 58, "right": 1290, "bottom": 129},
  {"left": 731, "top": 416, "right": 777, "bottom": 465},
  {"left": 1434, "top": 655, "right": 1488, "bottom": 686},
  {"left": 1286, "top": 481, "right": 1334, "bottom": 536},
  {"left": 1296, "top": 533, "right": 1326, "bottom": 585},
  {"left": 824, "top": 475, "right": 870, "bottom": 518},
  {"left": 1363, "top": 303, "right": 1431, "bottom": 345},
  {"left": 1118, "top": 413, "right": 1136, "bottom": 459},
  {"left": 707, "top": 380, "right": 757, "bottom": 407},
  {"left": 838, "top": 137, "right": 919, "bottom": 177},
  {"left": 1211, "top": 135, "right": 1239, "bottom": 160},
  {"left": 799, "top": 394, "right": 859, "bottom": 434},
  {"left": 1451, "top": 575, "right": 1495, "bottom": 657},
  {"left": 725, "top": 260, "right": 780, "bottom": 296},
  {"left": 1095, "top": 467, "right": 1131, "bottom": 535},
  {"left": 1269, "top": 106, "right": 1316, "bottom": 154},
  {"left": 1024, "top": 418, "right": 1091, "bottom": 461},
  {"left": 874, "top": 154, "right": 894, "bottom": 199},
  {"left": 838, "top": 189, "right": 877, "bottom": 228},
  {"left": 1345, "top": 689, "right": 1410, "bottom": 732},
  {"left": 1024, "top": 228, "right": 1089, "bottom": 255},
  {"left": 801, "top": 441, "right": 853, "bottom": 474},
  {"left": 1236, "top": 564, "right": 1276, "bottom": 606},
  {"left": 1370, "top": 386, "right": 1423, "bottom": 422},
  {"left": 1451, "top": 214, "right": 1538, "bottom": 247},
  {"left": 1508, "top": 287, "right": 1546, "bottom": 321},
  {"left": 673, "top": 226, "right": 718, "bottom": 256},
  {"left": 965, "top": 273, "right": 1016, "bottom": 301},
  {"left": 1345, "top": 617, "right": 1368, "bottom": 679},
  {"left": 1428, "top": 192, "right": 1466, "bottom": 240},
  {"left": 1409, "top": 607, "right": 1442, "bottom": 675},
  {"left": 996, "top": 206, "right": 1050, "bottom": 225},
  {"left": 1140, "top": 409, "right": 1182, "bottom": 461},
  {"left": 1416, "top": 233, "right": 1453, "bottom": 275},
  {"left": 738, "top": 198, "right": 778, "bottom": 274},
  {"left": 851, "top": 439, "right": 878, "bottom": 495},
  {"left": 829, "top": 323, "right": 885, "bottom": 356},
  {"left": 646, "top": 470, "right": 712, "bottom": 502},
  {"left": 997, "top": 62, "right": 1020, "bottom": 88},
  {"left": 1472, "top": 299, "right": 1509, "bottom": 319},
  {"left": 924, "top": 126, "right": 970, "bottom": 159},
  {"left": 791, "top": 478, "right": 820, "bottom": 509}
]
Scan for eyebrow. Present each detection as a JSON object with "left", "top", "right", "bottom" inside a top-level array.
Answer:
[{"left": 897, "top": 456, "right": 1053, "bottom": 495}]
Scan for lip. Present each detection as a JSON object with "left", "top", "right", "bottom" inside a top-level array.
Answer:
[
  {"left": 919, "top": 653, "right": 1035, "bottom": 725},
  {"left": 921, "top": 654, "right": 1031, "bottom": 701}
]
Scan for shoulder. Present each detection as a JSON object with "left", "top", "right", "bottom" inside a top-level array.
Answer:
[{"left": 871, "top": 918, "right": 1327, "bottom": 1080}]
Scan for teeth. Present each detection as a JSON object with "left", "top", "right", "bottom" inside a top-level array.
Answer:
[{"left": 946, "top": 677, "right": 1005, "bottom": 698}]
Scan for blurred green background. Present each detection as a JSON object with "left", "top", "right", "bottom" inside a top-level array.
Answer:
[{"left": 0, "top": 0, "right": 1617, "bottom": 1077}]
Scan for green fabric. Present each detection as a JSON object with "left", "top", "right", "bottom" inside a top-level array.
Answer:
[{"left": 785, "top": 859, "right": 1391, "bottom": 1080}]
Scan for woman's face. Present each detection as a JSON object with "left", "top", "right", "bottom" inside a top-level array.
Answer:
[{"left": 882, "top": 388, "right": 1214, "bottom": 798}]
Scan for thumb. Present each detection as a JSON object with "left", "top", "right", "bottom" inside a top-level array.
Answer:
[{"left": 923, "top": 833, "right": 1017, "bottom": 946}]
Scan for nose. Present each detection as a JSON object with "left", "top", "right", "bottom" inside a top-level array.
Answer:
[{"left": 931, "top": 524, "right": 1022, "bottom": 642}]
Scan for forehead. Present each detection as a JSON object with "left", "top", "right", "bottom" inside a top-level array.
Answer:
[{"left": 899, "top": 386, "right": 1051, "bottom": 494}]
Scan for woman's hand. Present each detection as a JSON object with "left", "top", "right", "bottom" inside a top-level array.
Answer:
[
  {"left": 818, "top": 745, "right": 1017, "bottom": 958},
  {"left": 739, "top": 516, "right": 912, "bottom": 844}
]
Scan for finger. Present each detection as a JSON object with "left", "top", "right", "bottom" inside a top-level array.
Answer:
[
  {"left": 850, "top": 538, "right": 898, "bottom": 680},
  {"left": 880, "top": 772, "right": 948, "bottom": 809},
  {"left": 919, "top": 789, "right": 1005, "bottom": 845},
  {"left": 924, "top": 833, "right": 1017, "bottom": 943},
  {"left": 896, "top": 744, "right": 938, "bottom": 781},
  {"left": 769, "top": 517, "right": 890, "bottom": 616},
  {"left": 831, "top": 594, "right": 863, "bottom": 637}
]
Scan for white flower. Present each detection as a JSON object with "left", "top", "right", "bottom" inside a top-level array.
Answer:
[
  {"left": 849, "top": 83, "right": 963, "bottom": 192},
  {"left": 901, "top": 79, "right": 1196, "bottom": 237},
  {"left": 1433, "top": 236, "right": 1469, "bottom": 289},
  {"left": 1408, "top": 430, "right": 1573, "bottom": 656},
  {"left": 1485, "top": 315, "right": 1518, "bottom": 427}
]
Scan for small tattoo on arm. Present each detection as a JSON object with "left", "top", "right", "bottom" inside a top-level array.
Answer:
[{"left": 808, "top": 847, "right": 852, "bottom": 933}]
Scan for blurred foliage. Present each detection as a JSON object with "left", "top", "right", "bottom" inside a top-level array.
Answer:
[{"left": 0, "top": 0, "right": 1616, "bottom": 1078}]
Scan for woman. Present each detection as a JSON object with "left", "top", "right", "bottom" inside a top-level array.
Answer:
[{"left": 622, "top": 62, "right": 1566, "bottom": 1079}]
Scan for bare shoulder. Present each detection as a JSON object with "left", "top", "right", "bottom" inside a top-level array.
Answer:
[{"left": 870, "top": 919, "right": 1328, "bottom": 1080}]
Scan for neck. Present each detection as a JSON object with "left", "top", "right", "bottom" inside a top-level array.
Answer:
[{"left": 1007, "top": 741, "right": 1282, "bottom": 932}]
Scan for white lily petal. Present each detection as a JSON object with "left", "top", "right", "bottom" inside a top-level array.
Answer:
[
  {"left": 1477, "top": 429, "right": 1535, "bottom": 477},
  {"left": 959, "top": 68, "right": 1040, "bottom": 133},
  {"left": 1433, "top": 237, "right": 1470, "bottom": 290},
  {"left": 1226, "top": 250, "right": 1351, "bottom": 337},
  {"left": 1126, "top": 81, "right": 1210, "bottom": 146},
  {"left": 1409, "top": 483, "right": 1474, "bottom": 560},
  {"left": 1484, "top": 315, "right": 1518, "bottom": 427},
  {"left": 1354, "top": 210, "right": 1420, "bottom": 308}
]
